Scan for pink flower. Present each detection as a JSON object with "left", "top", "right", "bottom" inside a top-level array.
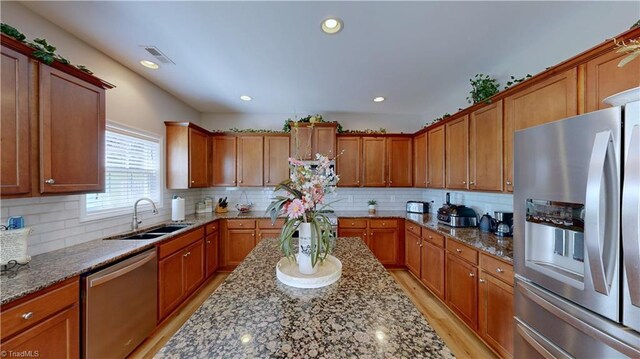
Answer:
[
  {"left": 289, "top": 158, "right": 305, "bottom": 166},
  {"left": 286, "top": 198, "right": 306, "bottom": 219}
]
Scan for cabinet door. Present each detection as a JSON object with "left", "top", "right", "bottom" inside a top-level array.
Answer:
[
  {"left": 413, "top": 133, "right": 427, "bottom": 188},
  {"left": 387, "top": 137, "right": 413, "bottom": 187},
  {"left": 369, "top": 228, "right": 398, "bottom": 265},
  {"left": 421, "top": 239, "right": 445, "bottom": 301},
  {"left": 225, "top": 229, "right": 256, "bottom": 266},
  {"left": 2, "top": 304, "right": 79, "bottom": 359},
  {"left": 40, "top": 65, "right": 105, "bottom": 193},
  {"left": 446, "top": 253, "right": 479, "bottom": 329},
  {"left": 504, "top": 68, "right": 577, "bottom": 192},
  {"left": 405, "top": 230, "right": 421, "bottom": 277},
  {"left": 183, "top": 239, "right": 205, "bottom": 295},
  {"left": 237, "top": 136, "right": 263, "bottom": 187},
  {"left": 362, "top": 137, "right": 387, "bottom": 187},
  {"left": 586, "top": 48, "right": 640, "bottom": 113},
  {"left": 291, "top": 125, "right": 313, "bottom": 160},
  {"left": 479, "top": 272, "right": 514, "bottom": 358},
  {"left": 339, "top": 228, "right": 368, "bottom": 246},
  {"left": 257, "top": 229, "right": 280, "bottom": 244},
  {"left": 205, "top": 232, "right": 219, "bottom": 278},
  {"left": 158, "top": 250, "right": 185, "bottom": 320},
  {"left": 336, "top": 137, "right": 361, "bottom": 187},
  {"left": 1, "top": 46, "right": 30, "bottom": 196},
  {"left": 264, "top": 136, "right": 290, "bottom": 186},
  {"left": 189, "top": 128, "right": 209, "bottom": 188},
  {"left": 211, "top": 136, "right": 237, "bottom": 186},
  {"left": 427, "top": 126, "right": 445, "bottom": 189},
  {"left": 470, "top": 101, "right": 503, "bottom": 191},
  {"left": 445, "top": 115, "right": 469, "bottom": 190},
  {"left": 313, "top": 126, "right": 336, "bottom": 157}
]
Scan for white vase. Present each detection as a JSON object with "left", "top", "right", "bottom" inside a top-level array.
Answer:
[
  {"left": 298, "top": 222, "right": 318, "bottom": 275},
  {"left": 369, "top": 204, "right": 376, "bottom": 213}
]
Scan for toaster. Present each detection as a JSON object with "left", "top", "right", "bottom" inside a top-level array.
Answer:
[
  {"left": 437, "top": 204, "right": 478, "bottom": 227},
  {"left": 406, "top": 201, "right": 430, "bottom": 214}
]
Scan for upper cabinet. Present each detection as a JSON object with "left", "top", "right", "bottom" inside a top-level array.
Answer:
[
  {"left": 211, "top": 135, "right": 237, "bottom": 187},
  {"left": 427, "top": 126, "right": 445, "bottom": 189},
  {"left": 1, "top": 35, "right": 113, "bottom": 198},
  {"left": 413, "top": 133, "right": 427, "bottom": 188},
  {"left": 165, "top": 122, "right": 210, "bottom": 189},
  {"left": 264, "top": 135, "right": 290, "bottom": 186},
  {"left": 336, "top": 136, "right": 361, "bottom": 187},
  {"left": 445, "top": 115, "right": 469, "bottom": 190},
  {"left": 387, "top": 137, "right": 413, "bottom": 187},
  {"left": 469, "top": 100, "right": 503, "bottom": 192},
  {"left": 290, "top": 122, "right": 337, "bottom": 160},
  {"left": 585, "top": 48, "right": 640, "bottom": 112},
  {"left": 237, "top": 135, "right": 264, "bottom": 187},
  {"left": 362, "top": 137, "right": 387, "bottom": 187}
]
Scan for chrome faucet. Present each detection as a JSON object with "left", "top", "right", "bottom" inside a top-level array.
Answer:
[{"left": 132, "top": 197, "right": 158, "bottom": 231}]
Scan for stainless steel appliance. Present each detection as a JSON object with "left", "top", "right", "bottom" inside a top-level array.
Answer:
[
  {"left": 437, "top": 204, "right": 477, "bottom": 227},
  {"left": 493, "top": 211, "right": 513, "bottom": 237},
  {"left": 83, "top": 249, "right": 157, "bottom": 359},
  {"left": 406, "top": 201, "right": 430, "bottom": 214},
  {"left": 514, "top": 88, "right": 640, "bottom": 357}
]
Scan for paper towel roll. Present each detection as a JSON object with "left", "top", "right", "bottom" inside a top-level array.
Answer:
[{"left": 172, "top": 198, "right": 185, "bottom": 221}]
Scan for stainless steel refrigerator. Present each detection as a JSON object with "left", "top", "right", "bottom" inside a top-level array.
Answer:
[{"left": 513, "top": 87, "right": 640, "bottom": 358}]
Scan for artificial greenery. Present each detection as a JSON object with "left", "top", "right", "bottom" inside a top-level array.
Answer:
[
  {"left": 1, "top": 23, "right": 26, "bottom": 41},
  {"left": 614, "top": 37, "right": 640, "bottom": 67},
  {"left": 341, "top": 128, "right": 387, "bottom": 134},
  {"left": 467, "top": 74, "right": 500, "bottom": 104},
  {"left": 368, "top": 200, "right": 377, "bottom": 205},
  {"left": 504, "top": 74, "right": 533, "bottom": 90},
  {"left": 631, "top": 19, "right": 640, "bottom": 29},
  {"left": 30, "top": 38, "right": 61, "bottom": 65},
  {"left": 227, "top": 128, "right": 287, "bottom": 133}
]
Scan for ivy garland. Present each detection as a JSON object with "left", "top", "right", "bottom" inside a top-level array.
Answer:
[{"left": 467, "top": 74, "right": 500, "bottom": 104}]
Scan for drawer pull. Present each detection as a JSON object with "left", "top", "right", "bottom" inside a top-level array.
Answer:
[
  {"left": 429, "top": 235, "right": 433, "bottom": 239},
  {"left": 469, "top": 272, "right": 475, "bottom": 277},
  {"left": 506, "top": 180, "right": 512, "bottom": 185},
  {"left": 410, "top": 226, "right": 414, "bottom": 230},
  {"left": 207, "top": 240, "right": 211, "bottom": 244},
  {"left": 45, "top": 178, "right": 55, "bottom": 184},
  {"left": 479, "top": 279, "right": 486, "bottom": 283},
  {"left": 496, "top": 268, "right": 505, "bottom": 273},
  {"left": 22, "top": 312, "right": 34, "bottom": 320},
  {"left": 351, "top": 222, "right": 355, "bottom": 225},
  {"left": 456, "top": 249, "right": 462, "bottom": 253}
]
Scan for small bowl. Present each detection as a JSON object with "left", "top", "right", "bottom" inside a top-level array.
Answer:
[{"left": 236, "top": 203, "right": 253, "bottom": 213}]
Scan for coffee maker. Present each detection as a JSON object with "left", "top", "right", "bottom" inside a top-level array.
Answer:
[{"left": 493, "top": 211, "right": 513, "bottom": 237}]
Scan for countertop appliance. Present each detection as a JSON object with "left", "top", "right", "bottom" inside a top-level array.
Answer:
[
  {"left": 513, "top": 88, "right": 640, "bottom": 357},
  {"left": 83, "top": 249, "right": 157, "bottom": 359},
  {"left": 406, "top": 201, "right": 430, "bottom": 214},
  {"left": 437, "top": 204, "right": 477, "bottom": 227},
  {"left": 493, "top": 211, "right": 513, "bottom": 237}
]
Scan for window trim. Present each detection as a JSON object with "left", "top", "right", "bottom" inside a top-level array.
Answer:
[{"left": 80, "top": 122, "right": 164, "bottom": 222}]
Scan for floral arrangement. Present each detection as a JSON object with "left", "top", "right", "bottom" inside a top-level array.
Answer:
[{"left": 266, "top": 154, "right": 339, "bottom": 266}]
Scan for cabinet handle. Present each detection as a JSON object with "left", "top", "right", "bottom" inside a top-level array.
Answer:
[
  {"left": 389, "top": 180, "right": 393, "bottom": 184},
  {"left": 233, "top": 180, "right": 236, "bottom": 184},
  {"left": 479, "top": 278, "right": 486, "bottom": 283},
  {"left": 239, "top": 223, "right": 243, "bottom": 226},
  {"left": 351, "top": 222, "right": 355, "bottom": 225},
  {"left": 496, "top": 268, "right": 505, "bottom": 273},
  {"left": 207, "top": 240, "right": 211, "bottom": 244},
  {"left": 191, "top": 180, "right": 195, "bottom": 184},
  {"left": 22, "top": 312, "right": 34, "bottom": 320},
  {"left": 45, "top": 179, "right": 55, "bottom": 184},
  {"left": 357, "top": 180, "right": 360, "bottom": 185},
  {"left": 456, "top": 248, "right": 462, "bottom": 253},
  {"left": 252, "top": 233, "right": 255, "bottom": 237},
  {"left": 416, "top": 241, "right": 420, "bottom": 245},
  {"left": 370, "top": 233, "right": 373, "bottom": 236},
  {"left": 506, "top": 180, "right": 512, "bottom": 185},
  {"left": 429, "top": 235, "right": 433, "bottom": 239},
  {"left": 382, "top": 222, "right": 386, "bottom": 226},
  {"left": 469, "top": 272, "right": 475, "bottom": 277},
  {"left": 239, "top": 180, "right": 243, "bottom": 184},
  {"left": 423, "top": 181, "right": 426, "bottom": 184},
  {"left": 183, "top": 252, "right": 189, "bottom": 257},
  {"left": 470, "top": 181, "right": 475, "bottom": 185},
  {"left": 410, "top": 226, "right": 414, "bottom": 230},
  {"left": 462, "top": 181, "right": 467, "bottom": 185}
]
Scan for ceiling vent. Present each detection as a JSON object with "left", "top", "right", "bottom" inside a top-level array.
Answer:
[{"left": 141, "top": 46, "right": 175, "bottom": 65}]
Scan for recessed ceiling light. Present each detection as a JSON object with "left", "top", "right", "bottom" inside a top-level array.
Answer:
[
  {"left": 140, "top": 60, "right": 159, "bottom": 69},
  {"left": 373, "top": 96, "right": 385, "bottom": 103},
  {"left": 240, "top": 95, "right": 253, "bottom": 101},
  {"left": 321, "top": 17, "right": 343, "bottom": 34}
]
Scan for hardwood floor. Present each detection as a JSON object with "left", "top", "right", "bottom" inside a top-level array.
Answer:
[
  {"left": 129, "top": 273, "right": 229, "bottom": 359},
  {"left": 390, "top": 270, "right": 498, "bottom": 359},
  {"left": 132, "top": 270, "right": 495, "bottom": 358}
]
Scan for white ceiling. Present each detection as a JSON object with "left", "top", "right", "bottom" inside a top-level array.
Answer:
[{"left": 21, "top": 1, "right": 640, "bottom": 116}]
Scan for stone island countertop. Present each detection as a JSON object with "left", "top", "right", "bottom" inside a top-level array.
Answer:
[{"left": 156, "top": 237, "right": 454, "bottom": 359}]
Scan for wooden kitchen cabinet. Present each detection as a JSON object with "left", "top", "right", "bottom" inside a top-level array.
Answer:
[
  {"left": 237, "top": 136, "right": 264, "bottom": 187},
  {"left": 479, "top": 269, "right": 514, "bottom": 358},
  {"left": 504, "top": 68, "right": 577, "bottom": 192},
  {"left": 446, "top": 251, "right": 479, "bottom": 330},
  {"left": 369, "top": 220, "right": 400, "bottom": 265},
  {"left": 158, "top": 250, "right": 184, "bottom": 319},
  {"left": 427, "top": 126, "right": 445, "bottom": 189},
  {"left": 387, "top": 137, "right": 413, "bottom": 187},
  {"left": 264, "top": 135, "right": 290, "bottom": 186},
  {"left": 585, "top": 48, "right": 640, "bottom": 113},
  {"left": 183, "top": 239, "right": 205, "bottom": 295},
  {"left": 313, "top": 125, "right": 337, "bottom": 157},
  {"left": 445, "top": 115, "right": 469, "bottom": 190},
  {"left": 211, "top": 135, "right": 237, "bottom": 186},
  {"left": 469, "top": 101, "right": 503, "bottom": 192},
  {"left": 0, "top": 45, "right": 30, "bottom": 196},
  {"left": 290, "top": 124, "right": 313, "bottom": 160},
  {"left": 165, "top": 122, "right": 210, "bottom": 189},
  {"left": 362, "top": 137, "right": 387, "bottom": 187},
  {"left": 336, "top": 136, "right": 361, "bottom": 187},
  {"left": 205, "top": 225, "right": 219, "bottom": 278},
  {"left": 413, "top": 133, "right": 427, "bottom": 188},
  {"left": 224, "top": 230, "right": 255, "bottom": 266},
  {"left": 257, "top": 219, "right": 284, "bottom": 244},
  {"left": 405, "top": 227, "right": 422, "bottom": 277},
  {"left": 420, "top": 229, "right": 446, "bottom": 301}
]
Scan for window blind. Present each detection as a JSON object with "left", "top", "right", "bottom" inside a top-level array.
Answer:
[{"left": 86, "top": 126, "right": 161, "bottom": 214}]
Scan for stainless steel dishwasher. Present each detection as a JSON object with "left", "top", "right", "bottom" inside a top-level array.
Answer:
[{"left": 82, "top": 248, "right": 157, "bottom": 359}]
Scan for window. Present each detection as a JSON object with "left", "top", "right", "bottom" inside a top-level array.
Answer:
[{"left": 81, "top": 123, "right": 162, "bottom": 220}]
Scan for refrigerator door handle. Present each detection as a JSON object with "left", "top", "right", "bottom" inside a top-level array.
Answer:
[
  {"left": 585, "top": 130, "right": 616, "bottom": 295},
  {"left": 515, "top": 319, "right": 572, "bottom": 359},
  {"left": 622, "top": 124, "right": 640, "bottom": 306}
]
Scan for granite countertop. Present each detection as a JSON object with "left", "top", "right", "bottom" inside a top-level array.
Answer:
[{"left": 156, "top": 237, "right": 454, "bottom": 359}]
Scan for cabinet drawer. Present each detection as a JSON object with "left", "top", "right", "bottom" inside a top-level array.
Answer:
[
  {"left": 257, "top": 218, "right": 284, "bottom": 229},
  {"left": 158, "top": 227, "right": 204, "bottom": 259},
  {"left": 1, "top": 279, "right": 79, "bottom": 339},
  {"left": 406, "top": 221, "right": 422, "bottom": 237},
  {"left": 480, "top": 253, "right": 514, "bottom": 286},
  {"left": 422, "top": 229, "right": 445, "bottom": 248},
  {"left": 447, "top": 238, "right": 478, "bottom": 265},
  {"left": 226, "top": 219, "right": 256, "bottom": 229},
  {"left": 205, "top": 222, "right": 219, "bottom": 235},
  {"left": 338, "top": 219, "right": 367, "bottom": 229},
  {"left": 369, "top": 219, "right": 398, "bottom": 229}
]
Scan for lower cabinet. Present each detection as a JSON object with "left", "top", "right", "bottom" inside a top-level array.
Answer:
[
  {"left": 339, "top": 218, "right": 402, "bottom": 266},
  {"left": 257, "top": 219, "right": 284, "bottom": 244},
  {"left": 446, "top": 252, "right": 479, "bottom": 330},
  {"left": 205, "top": 222, "right": 219, "bottom": 277},
  {"left": 225, "top": 229, "right": 255, "bottom": 266},
  {"left": 479, "top": 271, "right": 514, "bottom": 358},
  {"left": 219, "top": 219, "right": 285, "bottom": 270},
  {"left": 405, "top": 227, "right": 421, "bottom": 277},
  {"left": 420, "top": 233, "right": 446, "bottom": 301}
]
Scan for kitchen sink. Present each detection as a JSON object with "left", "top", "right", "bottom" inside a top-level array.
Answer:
[
  {"left": 145, "top": 224, "right": 190, "bottom": 234},
  {"left": 118, "top": 233, "right": 164, "bottom": 240},
  {"left": 106, "top": 224, "right": 191, "bottom": 241}
]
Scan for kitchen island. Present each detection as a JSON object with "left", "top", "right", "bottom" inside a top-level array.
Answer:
[{"left": 156, "top": 237, "right": 454, "bottom": 358}]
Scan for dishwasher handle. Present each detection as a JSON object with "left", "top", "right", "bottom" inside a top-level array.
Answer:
[{"left": 89, "top": 251, "right": 156, "bottom": 288}]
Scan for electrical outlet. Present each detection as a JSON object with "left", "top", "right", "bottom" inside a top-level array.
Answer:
[{"left": 390, "top": 195, "right": 396, "bottom": 202}]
